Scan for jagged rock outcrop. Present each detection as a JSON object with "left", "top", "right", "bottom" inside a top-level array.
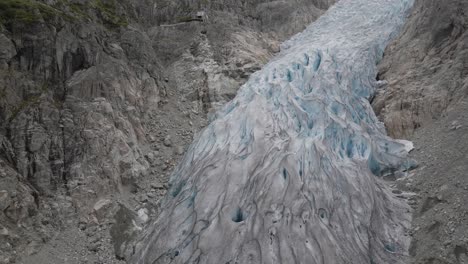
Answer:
[
  {"left": 149, "top": 0, "right": 335, "bottom": 114},
  {"left": 0, "top": 0, "right": 335, "bottom": 263},
  {"left": 0, "top": 17, "right": 164, "bottom": 263},
  {"left": 374, "top": 0, "right": 468, "bottom": 138}
]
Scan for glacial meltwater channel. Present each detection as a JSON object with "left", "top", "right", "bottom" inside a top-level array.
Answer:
[{"left": 132, "top": 0, "right": 415, "bottom": 263}]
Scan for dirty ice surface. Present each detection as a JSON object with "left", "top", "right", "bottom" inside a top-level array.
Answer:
[{"left": 132, "top": 0, "right": 415, "bottom": 263}]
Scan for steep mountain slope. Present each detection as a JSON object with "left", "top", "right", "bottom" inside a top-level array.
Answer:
[
  {"left": 375, "top": 0, "right": 468, "bottom": 263},
  {"left": 2, "top": 0, "right": 465, "bottom": 263},
  {"left": 404, "top": 102, "right": 468, "bottom": 264},
  {"left": 374, "top": 0, "right": 468, "bottom": 138},
  {"left": 0, "top": 0, "right": 335, "bottom": 263}
]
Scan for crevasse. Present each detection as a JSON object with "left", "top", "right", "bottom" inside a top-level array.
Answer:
[{"left": 132, "top": 0, "right": 415, "bottom": 263}]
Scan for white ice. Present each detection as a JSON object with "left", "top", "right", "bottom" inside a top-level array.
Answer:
[{"left": 132, "top": 0, "right": 415, "bottom": 263}]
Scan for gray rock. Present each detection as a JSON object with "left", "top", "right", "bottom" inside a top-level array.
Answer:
[
  {"left": 0, "top": 34, "right": 16, "bottom": 62},
  {"left": 175, "top": 146, "right": 184, "bottom": 155},
  {"left": 87, "top": 242, "right": 101, "bottom": 252},
  {"left": 110, "top": 204, "right": 140, "bottom": 261},
  {"left": 0, "top": 225, "right": 9, "bottom": 237},
  {"left": 375, "top": 0, "right": 468, "bottom": 138},
  {"left": 0, "top": 0, "right": 336, "bottom": 261},
  {"left": 0, "top": 190, "right": 10, "bottom": 211},
  {"left": 163, "top": 135, "right": 172, "bottom": 147},
  {"left": 137, "top": 208, "right": 149, "bottom": 223},
  {"left": 145, "top": 152, "right": 155, "bottom": 163},
  {"left": 139, "top": 194, "right": 148, "bottom": 203},
  {"left": 150, "top": 182, "right": 164, "bottom": 190},
  {"left": 93, "top": 199, "right": 113, "bottom": 223}
]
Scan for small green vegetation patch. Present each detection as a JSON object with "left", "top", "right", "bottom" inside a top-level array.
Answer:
[
  {"left": 9, "top": 95, "right": 40, "bottom": 122},
  {"left": 91, "top": 0, "right": 128, "bottom": 28},
  {"left": 0, "top": 89, "right": 6, "bottom": 100},
  {"left": 0, "top": 0, "right": 128, "bottom": 29},
  {"left": 0, "top": 0, "right": 62, "bottom": 25}
]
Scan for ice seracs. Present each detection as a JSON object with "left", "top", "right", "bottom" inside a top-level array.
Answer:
[{"left": 131, "top": 0, "right": 415, "bottom": 263}]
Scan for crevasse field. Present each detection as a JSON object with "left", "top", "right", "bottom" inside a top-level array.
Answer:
[{"left": 132, "top": 0, "right": 415, "bottom": 263}]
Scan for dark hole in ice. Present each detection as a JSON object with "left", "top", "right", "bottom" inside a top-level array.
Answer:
[
  {"left": 376, "top": 72, "right": 382, "bottom": 81},
  {"left": 313, "top": 52, "right": 322, "bottom": 71},
  {"left": 171, "top": 181, "right": 185, "bottom": 197},
  {"left": 170, "top": 250, "right": 180, "bottom": 259},
  {"left": 403, "top": 159, "right": 418, "bottom": 172},
  {"left": 232, "top": 207, "right": 246, "bottom": 223},
  {"left": 368, "top": 154, "right": 381, "bottom": 176},
  {"left": 384, "top": 243, "right": 396, "bottom": 253},
  {"left": 287, "top": 70, "right": 293, "bottom": 82},
  {"left": 304, "top": 54, "right": 310, "bottom": 66},
  {"left": 187, "top": 191, "right": 197, "bottom": 207},
  {"left": 318, "top": 208, "right": 327, "bottom": 219},
  {"left": 346, "top": 139, "right": 354, "bottom": 158}
]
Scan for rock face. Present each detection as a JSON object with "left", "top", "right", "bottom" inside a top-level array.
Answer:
[
  {"left": 374, "top": 0, "right": 468, "bottom": 263},
  {"left": 0, "top": 0, "right": 335, "bottom": 263},
  {"left": 398, "top": 102, "right": 468, "bottom": 264},
  {"left": 151, "top": 0, "right": 336, "bottom": 114},
  {"left": 374, "top": 0, "right": 468, "bottom": 138},
  {"left": 130, "top": 0, "right": 415, "bottom": 263},
  {"left": 0, "top": 18, "right": 161, "bottom": 263}
]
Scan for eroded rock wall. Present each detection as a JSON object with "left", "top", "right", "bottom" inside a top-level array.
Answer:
[
  {"left": 0, "top": 0, "right": 335, "bottom": 263},
  {"left": 374, "top": 0, "right": 468, "bottom": 138}
]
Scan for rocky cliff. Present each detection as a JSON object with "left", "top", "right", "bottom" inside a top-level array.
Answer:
[
  {"left": 375, "top": 0, "right": 468, "bottom": 263},
  {"left": 0, "top": 0, "right": 334, "bottom": 263},
  {"left": 374, "top": 0, "right": 468, "bottom": 138}
]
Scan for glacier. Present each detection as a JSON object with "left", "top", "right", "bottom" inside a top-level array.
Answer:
[{"left": 131, "top": 0, "right": 415, "bottom": 263}]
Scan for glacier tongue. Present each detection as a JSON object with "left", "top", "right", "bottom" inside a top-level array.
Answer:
[{"left": 132, "top": 0, "right": 415, "bottom": 263}]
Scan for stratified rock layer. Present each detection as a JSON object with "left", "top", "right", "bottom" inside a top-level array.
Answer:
[{"left": 131, "top": 1, "right": 414, "bottom": 263}]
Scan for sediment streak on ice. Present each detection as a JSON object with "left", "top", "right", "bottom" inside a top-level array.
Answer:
[{"left": 132, "top": 0, "right": 415, "bottom": 263}]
